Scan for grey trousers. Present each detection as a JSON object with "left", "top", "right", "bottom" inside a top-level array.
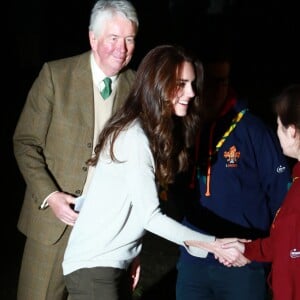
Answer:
[{"left": 64, "top": 267, "right": 132, "bottom": 300}]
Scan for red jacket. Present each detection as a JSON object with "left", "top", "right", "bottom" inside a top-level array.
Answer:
[{"left": 244, "top": 161, "right": 300, "bottom": 300}]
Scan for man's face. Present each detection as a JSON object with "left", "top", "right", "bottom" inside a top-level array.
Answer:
[
  {"left": 89, "top": 14, "right": 137, "bottom": 76},
  {"left": 203, "top": 61, "right": 230, "bottom": 120}
]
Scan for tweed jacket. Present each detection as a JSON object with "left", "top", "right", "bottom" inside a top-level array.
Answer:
[{"left": 13, "top": 51, "right": 136, "bottom": 245}]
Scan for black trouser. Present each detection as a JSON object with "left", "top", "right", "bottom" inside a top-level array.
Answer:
[{"left": 64, "top": 267, "right": 132, "bottom": 300}]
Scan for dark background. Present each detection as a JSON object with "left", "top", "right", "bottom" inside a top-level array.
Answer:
[{"left": 3, "top": 0, "right": 300, "bottom": 298}]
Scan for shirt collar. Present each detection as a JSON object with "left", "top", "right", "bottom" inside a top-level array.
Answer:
[{"left": 90, "top": 54, "right": 118, "bottom": 86}]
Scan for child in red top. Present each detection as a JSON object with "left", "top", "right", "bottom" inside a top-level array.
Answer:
[{"left": 223, "top": 84, "right": 300, "bottom": 300}]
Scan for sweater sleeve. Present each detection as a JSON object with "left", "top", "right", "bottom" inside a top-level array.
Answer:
[
  {"left": 244, "top": 236, "right": 273, "bottom": 262},
  {"left": 126, "top": 125, "right": 215, "bottom": 258},
  {"left": 245, "top": 196, "right": 300, "bottom": 263}
]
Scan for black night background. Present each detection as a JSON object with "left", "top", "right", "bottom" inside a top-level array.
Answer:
[{"left": 3, "top": 0, "right": 299, "bottom": 298}]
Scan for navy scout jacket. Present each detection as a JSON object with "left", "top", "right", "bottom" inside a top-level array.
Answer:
[{"left": 178, "top": 95, "right": 291, "bottom": 267}]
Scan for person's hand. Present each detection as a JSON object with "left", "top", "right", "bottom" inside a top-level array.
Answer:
[
  {"left": 214, "top": 238, "right": 250, "bottom": 267},
  {"left": 47, "top": 192, "right": 79, "bottom": 226},
  {"left": 185, "top": 238, "right": 250, "bottom": 267},
  {"left": 218, "top": 238, "right": 251, "bottom": 257},
  {"left": 130, "top": 256, "right": 141, "bottom": 290}
]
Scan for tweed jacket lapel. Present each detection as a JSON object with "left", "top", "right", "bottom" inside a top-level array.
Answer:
[
  {"left": 69, "top": 51, "right": 94, "bottom": 130},
  {"left": 112, "top": 67, "right": 136, "bottom": 113}
]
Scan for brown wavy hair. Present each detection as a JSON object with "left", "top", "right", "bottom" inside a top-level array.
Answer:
[
  {"left": 88, "top": 44, "right": 204, "bottom": 185},
  {"left": 274, "top": 84, "right": 300, "bottom": 131}
]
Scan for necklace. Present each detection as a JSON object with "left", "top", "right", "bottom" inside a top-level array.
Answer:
[
  {"left": 205, "top": 108, "right": 248, "bottom": 196},
  {"left": 214, "top": 108, "right": 248, "bottom": 154}
]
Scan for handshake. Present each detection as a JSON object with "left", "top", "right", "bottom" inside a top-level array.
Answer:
[{"left": 185, "top": 238, "right": 250, "bottom": 267}]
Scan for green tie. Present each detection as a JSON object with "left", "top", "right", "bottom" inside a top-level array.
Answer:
[{"left": 101, "top": 77, "right": 112, "bottom": 100}]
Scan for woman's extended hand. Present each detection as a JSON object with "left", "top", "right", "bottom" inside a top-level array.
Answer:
[{"left": 185, "top": 238, "right": 250, "bottom": 267}]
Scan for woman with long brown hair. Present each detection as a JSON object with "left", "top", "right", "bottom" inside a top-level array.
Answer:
[{"left": 62, "top": 44, "right": 247, "bottom": 300}]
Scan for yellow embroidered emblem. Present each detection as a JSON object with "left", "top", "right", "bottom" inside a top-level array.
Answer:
[{"left": 224, "top": 145, "right": 240, "bottom": 167}]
